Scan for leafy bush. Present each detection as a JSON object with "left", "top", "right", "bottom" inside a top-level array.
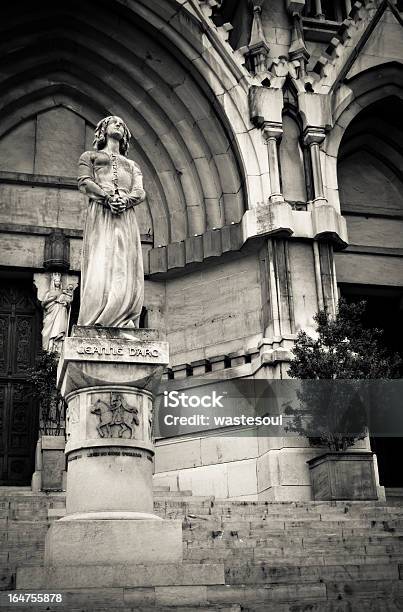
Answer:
[
  {"left": 27, "top": 350, "right": 66, "bottom": 436},
  {"left": 285, "top": 300, "right": 401, "bottom": 451}
]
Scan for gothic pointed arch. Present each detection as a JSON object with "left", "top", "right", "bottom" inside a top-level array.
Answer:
[{"left": 0, "top": 0, "right": 265, "bottom": 249}]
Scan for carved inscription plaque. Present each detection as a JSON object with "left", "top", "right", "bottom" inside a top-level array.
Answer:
[{"left": 61, "top": 337, "right": 169, "bottom": 365}]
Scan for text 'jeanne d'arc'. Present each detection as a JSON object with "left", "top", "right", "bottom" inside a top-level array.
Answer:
[{"left": 76, "top": 345, "right": 159, "bottom": 357}]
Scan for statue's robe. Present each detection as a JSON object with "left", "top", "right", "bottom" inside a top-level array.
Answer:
[{"left": 77, "top": 150, "right": 145, "bottom": 328}]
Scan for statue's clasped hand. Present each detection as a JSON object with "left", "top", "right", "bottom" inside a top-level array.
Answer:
[{"left": 106, "top": 194, "right": 128, "bottom": 215}]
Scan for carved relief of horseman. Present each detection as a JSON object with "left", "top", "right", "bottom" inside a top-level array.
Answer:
[{"left": 90, "top": 394, "right": 140, "bottom": 439}]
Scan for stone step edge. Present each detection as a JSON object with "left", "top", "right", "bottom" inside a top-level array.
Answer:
[
  {"left": 16, "top": 560, "right": 402, "bottom": 590},
  {"left": 4, "top": 490, "right": 403, "bottom": 507},
  {"left": 0, "top": 598, "right": 397, "bottom": 612},
  {"left": 44, "top": 507, "right": 403, "bottom": 522},
  {"left": 9, "top": 580, "right": 401, "bottom": 607},
  {"left": 183, "top": 554, "right": 403, "bottom": 566},
  {"left": 16, "top": 562, "right": 225, "bottom": 590}
]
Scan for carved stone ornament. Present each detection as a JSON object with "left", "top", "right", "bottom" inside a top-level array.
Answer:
[
  {"left": 91, "top": 393, "right": 140, "bottom": 439},
  {"left": 34, "top": 272, "right": 78, "bottom": 353}
]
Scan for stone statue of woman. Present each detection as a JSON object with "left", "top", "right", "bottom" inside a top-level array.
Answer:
[
  {"left": 41, "top": 272, "right": 74, "bottom": 352},
  {"left": 77, "top": 116, "right": 146, "bottom": 328}
]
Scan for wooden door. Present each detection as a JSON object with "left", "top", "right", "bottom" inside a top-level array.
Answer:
[{"left": 0, "top": 281, "right": 41, "bottom": 485}]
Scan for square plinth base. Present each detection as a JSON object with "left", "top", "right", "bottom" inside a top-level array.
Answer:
[{"left": 44, "top": 519, "right": 182, "bottom": 566}]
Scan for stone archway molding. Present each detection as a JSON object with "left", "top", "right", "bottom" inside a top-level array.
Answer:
[
  {"left": 322, "top": 63, "right": 403, "bottom": 213},
  {"left": 0, "top": 0, "right": 272, "bottom": 244}
]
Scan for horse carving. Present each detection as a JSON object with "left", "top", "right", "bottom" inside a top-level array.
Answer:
[{"left": 90, "top": 394, "right": 140, "bottom": 439}]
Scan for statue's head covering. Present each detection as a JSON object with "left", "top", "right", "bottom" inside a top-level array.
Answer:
[{"left": 93, "top": 116, "right": 131, "bottom": 156}]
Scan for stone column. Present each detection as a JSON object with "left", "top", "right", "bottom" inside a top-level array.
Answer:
[
  {"left": 259, "top": 238, "right": 295, "bottom": 339},
  {"left": 303, "top": 127, "right": 326, "bottom": 204},
  {"left": 263, "top": 122, "right": 284, "bottom": 203},
  {"left": 43, "top": 326, "right": 183, "bottom": 567},
  {"left": 314, "top": 0, "right": 325, "bottom": 19}
]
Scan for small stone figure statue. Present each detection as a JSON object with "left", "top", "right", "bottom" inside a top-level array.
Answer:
[
  {"left": 41, "top": 272, "right": 74, "bottom": 353},
  {"left": 77, "top": 116, "right": 146, "bottom": 328}
]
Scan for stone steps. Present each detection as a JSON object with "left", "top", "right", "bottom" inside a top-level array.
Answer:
[
  {"left": 0, "top": 604, "right": 399, "bottom": 612},
  {"left": 185, "top": 552, "right": 403, "bottom": 567},
  {"left": 156, "top": 501, "right": 403, "bottom": 519},
  {"left": 0, "top": 488, "right": 402, "bottom": 611},
  {"left": 1, "top": 579, "right": 402, "bottom": 610}
]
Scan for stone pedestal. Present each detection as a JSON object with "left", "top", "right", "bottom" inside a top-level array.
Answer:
[
  {"left": 18, "top": 326, "right": 225, "bottom": 597},
  {"left": 44, "top": 326, "right": 182, "bottom": 566},
  {"left": 64, "top": 386, "right": 155, "bottom": 517},
  {"left": 31, "top": 435, "right": 66, "bottom": 492},
  {"left": 45, "top": 519, "right": 182, "bottom": 566}
]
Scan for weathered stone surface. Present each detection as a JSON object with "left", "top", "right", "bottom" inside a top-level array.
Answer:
[
  {"left": 242, "top": 203, "right": 295, "bottom": 241},
  {"left": 3, "top": 488, "right": 403, "bottom": 611},
  {"left": 17, "top": 562, "right": 224, "bottom": 589},
  {"left": 40, "top": 436, "right": 66, "bottom": 491},
  {"left": 35, "top": 108, "right": 86, "bottom": 177},
  {"left": 0, "top": 233, "right": 45, "bottom": 268},
  {"left": 0, "top": 120, "right": 36, "bottom": 173},
  {"left": 155, "top": 438, "right": 202, "bottom": 472},
  {"left": 155, "top": 585, "right": 208, "bottom": 606},
  {"left": 43, "top": 519, "right": 183, "bottom": 568}
]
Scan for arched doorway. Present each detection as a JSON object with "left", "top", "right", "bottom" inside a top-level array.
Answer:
[{"left": 336, "top": 96, "right": 403, "bottom": 488}]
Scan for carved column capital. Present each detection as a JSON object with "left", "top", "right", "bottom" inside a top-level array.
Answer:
[
  {"left": 303, "top": 127, "right": 326, "bottom": 146},
  {"left": 262, "top": 122, "right": 283, "bottom": 142},
  {"left": 249, "top": 86, "right": 283, "bottom": 128}
]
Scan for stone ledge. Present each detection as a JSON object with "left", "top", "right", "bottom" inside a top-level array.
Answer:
[
  {"left": 163, "top": 336, "right": 295, "bottom": 380},
  {"left": 0, "top": 221, "right": 153, "bottom": 243},
  {"left": 312, "top": 204, "right": 348, "bottom": 249},
  {"left": 148, "top": 205, "right": 348, "bottom": 278},
  {"left": 149, "top": 224, "right": 243, "bottom": 277},
  {"left": 65, "top": 437, "right": 154, "bottom": 455}
]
